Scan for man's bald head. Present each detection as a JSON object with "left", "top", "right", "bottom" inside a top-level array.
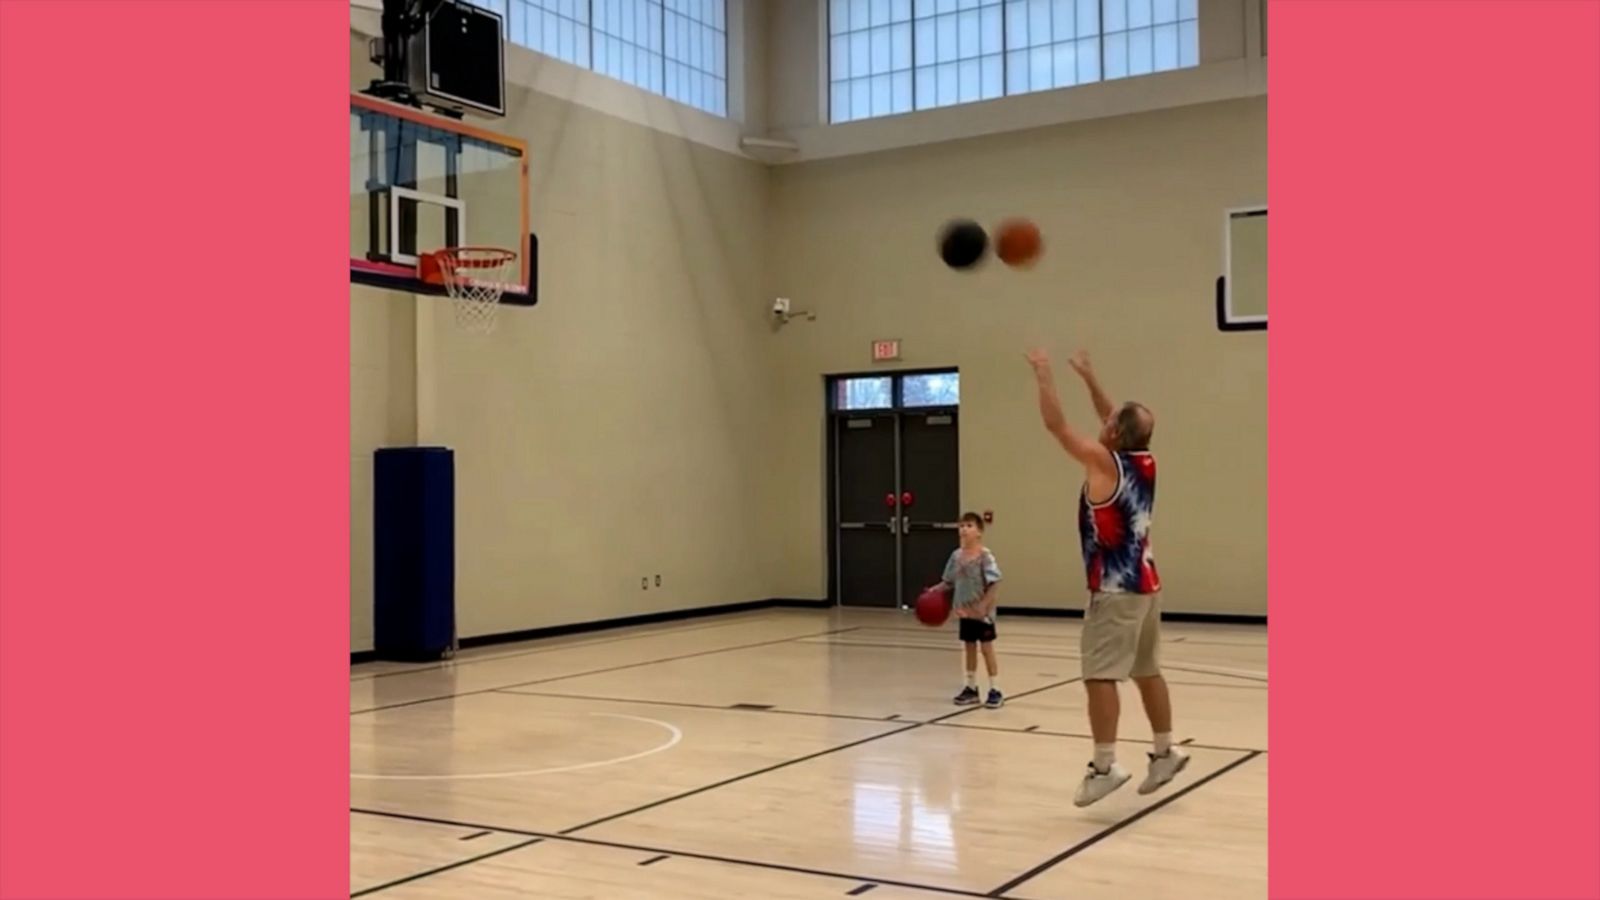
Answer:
[{"left": 1103, "top": 402, "right": 1154, "bottom": 452}]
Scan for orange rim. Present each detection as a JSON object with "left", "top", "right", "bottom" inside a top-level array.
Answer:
[
  {"left": 418, "top": 247, "right": 519, "bottom": 286},
  {"left": 431, "top": 247, "right": 518, "bottom": 269}
]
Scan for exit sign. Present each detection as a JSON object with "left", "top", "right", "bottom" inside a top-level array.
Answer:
[{"left": 872, "top": 339, "right": 901, "bottom": 362}]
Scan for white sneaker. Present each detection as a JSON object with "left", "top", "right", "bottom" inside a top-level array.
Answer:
[
  {"left": 1137, "top": 747, "right": 1191, "bottom": 795},
  {"left": 1073, "top": 762, "right": 1132, "bottom": 807}
]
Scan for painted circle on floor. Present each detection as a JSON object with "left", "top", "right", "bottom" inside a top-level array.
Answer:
[{"left": 350, "top": 712, "right": 682, "bottom": 781}]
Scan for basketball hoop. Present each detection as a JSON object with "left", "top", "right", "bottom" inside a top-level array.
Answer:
[{"left": 419, "top": 247, "right": 517, "bottom": 335}]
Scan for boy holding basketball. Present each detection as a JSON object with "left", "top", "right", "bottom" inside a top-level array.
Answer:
[{"left": 939, "top": 513, "right": 1004, "bottom": 709}]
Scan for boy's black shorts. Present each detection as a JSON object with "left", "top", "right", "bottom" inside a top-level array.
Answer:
[{"left": 958, "top": 616, "right": 997, "bottom": 644}]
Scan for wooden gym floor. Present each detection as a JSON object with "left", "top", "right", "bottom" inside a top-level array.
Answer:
[{"left": 350, "top": 608, "right": 1267, "bottom": 898}]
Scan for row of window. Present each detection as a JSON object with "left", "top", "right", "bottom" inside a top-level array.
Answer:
[
  {"left": 829, "top": 0, "right": 1198, "bottom": 122},
  {"left": 468, "top": 0, "right": 1198, "bottom": 123},
  {"left": 833, "top": 372, "right": 961, "bottom": 411},
  {"left": 469, "top": 0, "right": 729, "bottom": 117}
]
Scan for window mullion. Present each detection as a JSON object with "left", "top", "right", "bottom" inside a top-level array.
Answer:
[{"left": 1001, "top": 0, "right": 1008, "bottom": 96}]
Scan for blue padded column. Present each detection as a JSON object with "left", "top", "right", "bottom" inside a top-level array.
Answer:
[{"left": 373, "top": 447, "right": 455, "bottom": 662}]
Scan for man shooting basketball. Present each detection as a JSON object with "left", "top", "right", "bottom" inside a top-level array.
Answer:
[{"left": 1025, "top": 348, "right": 1189, "bottom": 807}]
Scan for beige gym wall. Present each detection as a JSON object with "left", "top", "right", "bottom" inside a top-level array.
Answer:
[
  {"left": 763, "top": 97, "right": 1267, "bottom": 616},
  {"left": 350, "top": 36, "right": 775, "bottom": 652}
]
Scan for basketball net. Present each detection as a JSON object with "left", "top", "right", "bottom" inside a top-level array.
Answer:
[{"left": 421, "top": 248, "right": 516, "bottom": 335}]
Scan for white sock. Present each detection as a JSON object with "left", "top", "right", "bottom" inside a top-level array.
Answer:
[
  {"left": 965, "top": 672, "right": 977, "bottom": 689},
  {"left": 988, "top": 676, "right": 1000, "bottom": 692},
  {"left": 1093, "top": 744, "right": 1116, "bottom": 773},
  {"left": 1153, "top": 732, "right": 1173, "bottom": 756}
]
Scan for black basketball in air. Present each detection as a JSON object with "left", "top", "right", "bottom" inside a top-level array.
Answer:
[{"left": 938, "top": 219, "right": 989, "bottom": 270}]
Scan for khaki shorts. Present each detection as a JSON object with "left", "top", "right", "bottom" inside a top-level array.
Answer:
[{"left": 1081, "top": 591, "right": 1162, "bottom": 681}]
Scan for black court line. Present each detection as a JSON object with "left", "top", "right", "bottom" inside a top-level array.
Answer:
[
  {"left": 731, "top": 703, "right": 776, "bottom": 710},
  {"left": 934, "top": 721, "right": 1263, "bottom": 755},
  {"left": 824, "top": 637, "right": 1008, "bottom": 647},
  {"left": 495, "top": 684, "right": 1263, "bottom": 753},
  {"left": 557, "top": 722, "right": 922, "bottom": 833},
  {"left": 848, "top": 623, "right": 1265, "bottom": 637},
  {"left": 916, "top": 677, "right": 1082, "bottom": 723},
  {"left": 638, "top": 854, "right": 670, "bottom": 866},
  {"left": 352, "top": 808, "right": 1003, "bottom": 899},
  {"left": 506, "top": 683, "right": 1094, "bottom": 729},
  {"left": 558, "top": 677, "right": 1084, "bottom": 835},
  {"left": 352, "top": 615, "right": 785, "bottom": 683},
  {"left": 803, "top": 638, "right": 1269, "bottom": 684},
  {"left": 847, "top": 626, "right": 1041, "bottom": 635},
  {"left": 459, "top": 830, "right": 492, "bottom": 841},
  {"left": 843, "top": 626, "right": 1267, "bottom": 653},
  {"left": 1167, "top": 679, "right": 1268, "bottom": 690},
  {"left": 800, "top": 639, "right": 1084, "bottom": 663},
  {"left": 1159, "top": 665, "right": 1267, "bottom": 684},
  {"left": 495, "top": 689, "right": 896, "bottom": 724},
  {"left": 985, "top": 751, "right": 1264, "bottom": 897},
  {"left": 352, "top": 626, "right": 863, "bottom": 715},
  {"left": 350, "top": 837, "right": 543, "bottom": 897},
  {"left": 848, "top": 884, "right": 880, "bottom": 896},
  {"left": 843, "top": 626, "right": 1079, "bottom": 640}
]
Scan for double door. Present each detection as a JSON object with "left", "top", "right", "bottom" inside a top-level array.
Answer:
[{"left": 832, "top": 410, "right": 960, "bottom": 608}]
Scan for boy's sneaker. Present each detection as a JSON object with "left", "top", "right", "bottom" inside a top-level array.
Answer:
[
  {"left": 952, "top": 686, "right": 981, "bottom": 706},
  {"left": 1137, "top": 747, "right": 1191, "bottom": 795},
  {"left": 984, "top": 688, "right": 1004, "bottom": 708},
  {"left": 1073, "top": 762, "right": 1132, "bottom": 808}
]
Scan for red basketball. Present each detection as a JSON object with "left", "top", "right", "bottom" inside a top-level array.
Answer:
[
  {"left": 915, "top": 585, "right": 952, "bottom": 627},
  {"left": 995, "top": 218, "right": 1043, "bottom": 268}
]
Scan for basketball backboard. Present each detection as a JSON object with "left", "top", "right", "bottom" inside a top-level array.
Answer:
[
  {"left": 1217, "top": 206, "right": 1265, "bottom": 331},
  {"left": 350, "top": 92, "right": 535, "bottom": 305}
]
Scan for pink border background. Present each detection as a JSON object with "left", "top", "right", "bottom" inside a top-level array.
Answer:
[
  {"left": 0, "top": 1, "right": 349, "bottom": 897},
  {"left": 1271, "top": 1, "right": 1600, "bottom": 898},
  {"left": 1, "top": 0, "right": 1597, "bottom": 898}
]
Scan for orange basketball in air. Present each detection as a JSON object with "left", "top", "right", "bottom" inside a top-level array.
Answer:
[{"left": 995, "top": 218, "right": 1043, "bottom": 268}]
